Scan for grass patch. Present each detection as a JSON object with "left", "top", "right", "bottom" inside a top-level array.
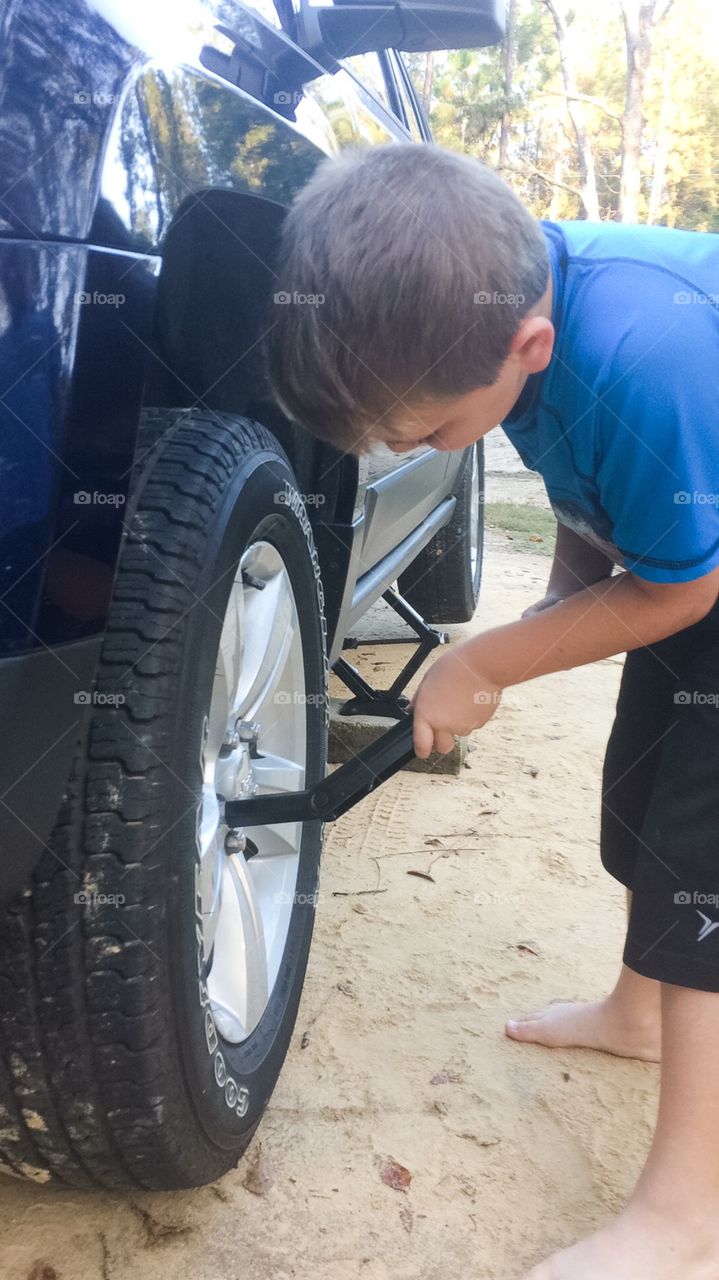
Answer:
[{"left": 484, "top": 502, "right": 556, "bottom": 556}]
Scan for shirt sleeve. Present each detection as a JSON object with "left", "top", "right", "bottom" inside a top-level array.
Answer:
[{"left": 594, "top": 321, "right": 719, "bottom": 585}]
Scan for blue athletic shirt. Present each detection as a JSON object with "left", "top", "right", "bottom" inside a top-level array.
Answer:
[{"left": 501, "top": 220, "right": 719, "bottom": 583}]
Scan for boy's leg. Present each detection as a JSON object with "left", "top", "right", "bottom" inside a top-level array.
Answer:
[
  {"left": 507, "top": 637, "right": 679, "bottom": 1059},
  {"left": 506, "top": 896, "right": 661, "bottom": 1060},
  {"left": 526, "top": 982, "right": 719, "bottom": 1280},
  {"left": 525, "top": 601, "right": 719, "bottom": 1278}
]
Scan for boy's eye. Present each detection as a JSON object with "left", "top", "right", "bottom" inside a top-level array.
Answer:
[
  {"left": 388, "top": 438, "right": 422, "bottom": 453},
  {"left": 386, "top": 430, "right": 439, "bottom": 451}
]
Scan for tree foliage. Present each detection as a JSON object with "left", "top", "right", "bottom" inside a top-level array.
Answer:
[{"left": 406, "top": 0, "right": 719, "bottom": 229}]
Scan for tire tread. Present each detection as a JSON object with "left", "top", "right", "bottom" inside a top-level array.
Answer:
[{"left": 0, "top": 410, "right": 295, "bottom": 1188}]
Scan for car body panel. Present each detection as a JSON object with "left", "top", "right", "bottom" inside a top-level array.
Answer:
[
  {"left": 0, "top": 238, "right": 158, "bottom": 656},
  {"left": 0, "top": 0, "right": 474, "bottom": 897}
]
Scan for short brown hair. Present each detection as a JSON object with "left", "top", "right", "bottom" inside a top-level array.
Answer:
[{"left": 265, "top": 143, "right": 548, "bottom": 454}]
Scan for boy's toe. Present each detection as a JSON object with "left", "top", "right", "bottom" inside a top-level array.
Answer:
[{"left": 506, "top": 1015, "right": 548, "bottom": 1042}]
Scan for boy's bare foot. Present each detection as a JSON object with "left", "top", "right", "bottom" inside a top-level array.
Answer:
[
  {"left": 524, "top": 1202, "right": 719, "bottom": 1279},
  {"left": 505, "top": 996, "right": 661, "bottom": 1061},
  {"left": 505, "top": 966, "right": 661, "bottom": 1062}
]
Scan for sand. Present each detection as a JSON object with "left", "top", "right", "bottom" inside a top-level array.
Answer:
[{"left": 0, "top": 447, "right": 661, "bottom": 1280}]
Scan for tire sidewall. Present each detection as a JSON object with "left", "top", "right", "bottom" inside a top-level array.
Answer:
[{"left": 167, "top": 446, "right": 328, "bottom": 1153}]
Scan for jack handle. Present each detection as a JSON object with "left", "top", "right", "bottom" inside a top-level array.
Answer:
[{"left": 222, "top": 712, "right": 416, "bottom": 828}]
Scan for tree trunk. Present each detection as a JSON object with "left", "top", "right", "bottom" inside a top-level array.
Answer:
[
  {"left": 421, "top": 50, "right": 435, "bottom": 116},
  {"left": 620, "top": 0, "right": 674, "bottom": 222},
  {"left": 498, "top": 0, "right": 518, "bottom": 172},
  {"left": 548, "top": 145, "right": 566, "bottom": 219},
  {"left": 538, "top": 0, "right": 600, "bottom": 220},
  {"left": 647, "top": 51, "right": 671, "bottom": 225},
  {"left": 620, "top": 2, "right": 651, "bottom": 222}
]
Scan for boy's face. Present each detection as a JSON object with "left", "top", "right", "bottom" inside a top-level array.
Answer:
[
  {"left": 381, "top": 303, "right": 555, "bottom": 455},
  {"left": 382, "top": 375, "right": 526, "bottom": 454}
]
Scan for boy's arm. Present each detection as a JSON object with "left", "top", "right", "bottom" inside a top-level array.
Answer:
[
  {"left": 413, "top": 566, "right": 719, "bottom": 757},
  {"left": 541, "top": 521, "right": 615, "bottom": 604},
  {"left": 525, "top": 521, "right": 614, "bottom": 615}
]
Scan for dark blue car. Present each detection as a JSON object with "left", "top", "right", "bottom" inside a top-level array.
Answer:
[{"left": 0, "top": 0, "right": 501, "bottom": 1189}]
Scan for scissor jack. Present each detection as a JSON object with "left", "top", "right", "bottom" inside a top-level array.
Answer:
[
  {"left": 223, "top": 588, "right": 445, "bottom": 830},
  {"left": 333, "top": 585, "right": 448, "bottom": 720}
]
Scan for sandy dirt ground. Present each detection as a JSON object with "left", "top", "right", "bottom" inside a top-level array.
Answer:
[{"left": 0, "top": 444, "right": 660, "bottom": 1280}]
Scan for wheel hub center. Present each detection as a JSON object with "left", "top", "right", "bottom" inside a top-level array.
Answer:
[{"left": 217, "top": 719, "right": 261, "bottom": 801}]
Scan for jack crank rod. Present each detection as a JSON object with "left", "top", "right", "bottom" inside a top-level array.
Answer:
[{"left": 222, "top": 713, "right": 416, "bottom": 828}]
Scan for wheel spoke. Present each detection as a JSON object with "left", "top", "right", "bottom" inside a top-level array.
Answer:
[
  {"left": 197, "top": 784, "right": 223, "bottom": 962},
  {"left": 245, "top": 820, "right": 302, "bottom": 859},
  {"left": 209, "top": 853, "right": 269, "bottom": 1042},
  {"left": 212, "top": 579, "right": 244, "bottom": 739},
  {"left": 252, "top": 752, "right": 304, "bottom": 793},
  {"left": 197, "top": 538, "right": 312, "bottom": 1045},
  {"left": 234, "top": 572, "right": 294, "bottom": 719}
]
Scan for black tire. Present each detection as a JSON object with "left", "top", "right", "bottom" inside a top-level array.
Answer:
[
  {"left": 398, "top": 442, "right": 484, "bottom": 624},
  {"left": 0, "top": 409, "right": 328, "bottom": 1190}
]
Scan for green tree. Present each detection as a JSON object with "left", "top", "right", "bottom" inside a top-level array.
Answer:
[{"left": 405, "top": 0, "right": 718, "bottom": 230}]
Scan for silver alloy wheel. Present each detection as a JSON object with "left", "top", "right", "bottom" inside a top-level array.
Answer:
[
  {"left": 469, "top": 446, "right": 481, "bottom": 580},
  {"left": 196, "top": 540, "right": 308, "bottom": 1044}
]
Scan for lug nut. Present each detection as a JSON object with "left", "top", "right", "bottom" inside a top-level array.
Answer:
[
  {"left": 224, "top": 830, "right": 247, "bottom": 854},
  {"left": 236, "top": 719, "right": 261, "bottom": 743}
]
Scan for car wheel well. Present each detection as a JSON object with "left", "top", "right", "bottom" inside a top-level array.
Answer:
[{"left": 141, "top": 186, "right": 354, "bottom": 526}]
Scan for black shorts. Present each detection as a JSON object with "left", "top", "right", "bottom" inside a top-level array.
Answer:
[{"left": 601, "top": 596, "right": 719, "bottom": 991}]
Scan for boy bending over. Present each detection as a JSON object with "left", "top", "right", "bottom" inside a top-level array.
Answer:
[{"left": 267, "top": 143, "right": 719, "bottom": 1280}]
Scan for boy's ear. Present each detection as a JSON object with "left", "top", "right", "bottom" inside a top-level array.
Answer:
[{"left": 509, "top": 316, "right": 555, "bottom": 375}]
